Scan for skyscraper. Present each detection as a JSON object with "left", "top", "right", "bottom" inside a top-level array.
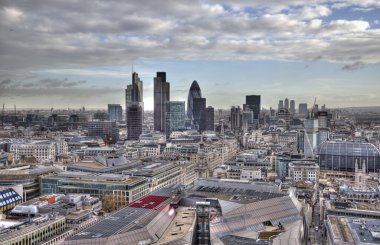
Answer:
[
  {"left": 187, "top": 80, "right": 202, "bottom": 127},
  {"left": 299, "top": 103, "right": 308, "bottom": 117},
  {"left": 165, "top": 101, "right": 185, "bottom": 136},
  {"left": 205, "top": 106, "right": 214, "bottom": 131},
  {"left": 108, "top": 104, "right": 122, "bottom": 121},
  {"left": 230, "top": 106, "right": 241, "bottom": 132},
  {"left": 126, "top": 72, "right": 143, "bottom": 139},
  {"left": 284, "top": 98, "right": 289, "bottom": 110},
  {"left": 127, "top": 102, "right": 142, "bottom": 140},
  {"left": 278, "top": 100, "right": 284, "bottom": 111},
  {"left": 125, "top": 84, "right": 132, "bottom": 121},
  {"left": 244, "top": 95, "right": 261, "bottom": 120},
  {"left": 290, "top": 100, "right": 295, "bottom": 114},
  {"left": 193, "top": 98, "right": 206, "bottom": 131},
  {"left": 154, "top": 72, "right": 170, "bottom": 132}
]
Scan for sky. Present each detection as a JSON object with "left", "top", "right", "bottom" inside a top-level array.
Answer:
[{"left": 0, "top": 0, "right": 380, "bottom": 110}]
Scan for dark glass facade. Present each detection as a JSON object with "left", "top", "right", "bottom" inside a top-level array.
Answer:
[
  {"left": 244, "top": 95, "right": 261, "bottom": 120},
  {"left": 187, "top": 80, "right": 202, "bottom": 127},
  {"left": 318, "top": 141, "right": 380, "bottom": 172},
  {"left": 193, "top": 98, "right": 206, "bottom": 131},
  {"left": 154, "top": 72, "right": 170, "bottom": 132}
]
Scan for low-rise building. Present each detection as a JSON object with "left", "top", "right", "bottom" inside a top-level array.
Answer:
[{"left": 288, "top": 160, "right": 319, "bottom": 183}]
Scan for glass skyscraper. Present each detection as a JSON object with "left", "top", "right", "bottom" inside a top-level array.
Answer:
[
  {"left": 154, "top": 72, "right": 170, "bottom": 132},
  {"left": 187, "top": 80, "right": 202, "bottom": 127},
  {"left": 165, "top": 101, "right": 185, "bottom": 135}
]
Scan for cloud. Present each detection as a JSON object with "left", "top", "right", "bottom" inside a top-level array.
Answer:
[{"left": 341, "top": 61, "right": 365, "bottom": 71}]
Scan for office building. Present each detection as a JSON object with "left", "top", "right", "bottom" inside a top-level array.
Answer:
[
  {"left": 299, "top": 103, "right": 308, "bottom": 117},
  {"left": 125, "top": 84, "right": 132, "bottom": 121},
  {"left": 318, "top": 110, "right": 328, "bottom": 128},
  {"left": 205, "top": 106, "right": 215, "bottom": 131},
  {"left": 244, "top": 95, "right": 261, "bottom": 121},
  {"left": 131, "top": 72, "right": 143, "bottom": 104},
  {"left": 193, "top": 98, "right": 206, "bottom": 131},
  {"left": 241, "top": 109, "right": 253, "bottom": 131},
  {"left": 230, "top": 106, "right": 241, "bottom": 131},
  {"left": 290, "top": 100, "right": 295, "bottom": 114},
  {"left": 288, "top": 160, "right": 319, "bottom": 183},
  {"left": 41, "top": 172, "right": 149, "bottom": 208},
  {"left": 107, "top": 104, "right": 122, "bottom": 121},
  {"left": 87, "top": 121, "right": 119, "bottom": 144},
  {"left": 127, "top": 102, "right": 143, "bottom": 140},
  {"left": 165, "top": 101, "right": 185, "bottom": 135},
  {"left": 154, "top": 72, "right": 170, "bottom": 132},
  {"left": 284, "top": 98, "right": 289, "bottom": 110},
  {"left": 278, "top": 100, "right": 284, "bottom": 110},
  {"left": 187, "top": 80, "right": 202, "bottom": 127},
  {"left": 318, "top": 141, "right": 380, "bottom": 172}
]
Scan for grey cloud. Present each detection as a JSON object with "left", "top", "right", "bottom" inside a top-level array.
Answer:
[{"left": 341, "top": 61, "right": 365, "bottom": 71}]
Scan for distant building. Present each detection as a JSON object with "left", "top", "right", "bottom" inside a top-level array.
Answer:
[
  {"left": 278, "top": 100, "right": 284, "bottom": 111},
  {"left": 298, "top": 103, "right": 308, "bottom": 117},
  {"left": 193, "top": 98, "right": 206, "bottom": 131},
  {"left": 107, "top": 104, "right": 122, "bottom": 121},
  {"left": 93, "top": 111, "right": 109, "bottom": 121},
  {"left": 205, "top": 106, "right": 215, "bottom": 131},
  {"left": 284, "top": 98, "right": 289, "bottom": 110},
  {"left": 127, "top": 102, "right": 143, "bottom": 140},
  {"left": 230, "top": 106, "right": 241, "bottom": 132},
  {"left": 187, "top": 80, "right": 202, "bottom": 128},
  {"left": 154, "top": 72, "right": 170, "bottom": 132},
  {"left": 290, "top": 100, "right": 295, "bottom": 114},
  {"left": 165, "top": 101, "right": 185, "bottom": 136},
  {"left": 244, "top": 95, "right": 261, "bottom": 122},
  {"left": 87, "top": 121, "right": 119, "bottom": 144}
]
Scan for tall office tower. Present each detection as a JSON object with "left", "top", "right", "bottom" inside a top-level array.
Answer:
[
  {"left": 126, "top": 72, "right": 143, "bottom": 138},
  {"left": 165, "top": 101, "right": 185, "bottom": 136},
  {"left": 125, "top": 84, "right": 133, "bottom": 121},
  {"left": 154, "top": 72, "right": 170, "bottom": 132},
  {"left": 131, "top": 72, "right": 143, "bottom": 103},
  {"left": 108, "top": 104, "right": 123, "bottom": 121},
  {"left": 230, "top": 106, "right": 241, "bottom": 131},
  {"left": 284, "top": 98, "right": 289, "bottom": 110},
  {"left": 303, "top": 119, "right": 318, "bottom": 158},
  {"left": 244, "top": 95, "right": 261, "bottom": 122},
  {"left": 205, "top": 106, "right": 215, "bottom": 131},
  {"left": 187, "top": 80, "right": 202, "bottom": 127},
  {"left": 278, "top": 100, "right": 284, "bottom": 111},
  {"left": 317, "top": 111, "right": 328, "bottom": 128},
  {"left": 290, "top": 100, "right": 295, "bottom": 114},
  {"left": 299, "top": 103, "right": 308, "bottom": 117},
  {"left": 193, "top": 98, "right": 206, "bottom": 131},
  {"left": 127, "top": 102, "right": 143, "bottom": 140}
]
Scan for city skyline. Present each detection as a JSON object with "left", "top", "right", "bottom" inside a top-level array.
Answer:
[{"left": 1, "top": 1, "right": 380, "bottom": 110}]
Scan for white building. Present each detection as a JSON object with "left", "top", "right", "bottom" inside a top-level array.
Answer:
[
  {"left": 240, "top": 168, "right": 263, "bottom": 180},
  {"left": 10, "top": 142, "right": 56, "bottom": 162},
  {"left": 288, "top": 161, "right": 319, "bottom": 183}
]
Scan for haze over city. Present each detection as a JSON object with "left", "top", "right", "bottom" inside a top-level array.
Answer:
[{"left": 1, "top": 0, "right": 380, "bottom": 109}]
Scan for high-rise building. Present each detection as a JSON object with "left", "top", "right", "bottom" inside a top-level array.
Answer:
[
  {"left": 127, "top": 102, "right": 143, "bottom": 140},
  {"left": 154, "top": 72, "right": 170, "bottom": 132},
  {"left": 125, "top": 84, "right": 133, "bottom": 121},
  {"left": 241, "top": 109, "right": 253, "bottom": 131},
  {"left": 299, "top": 103, "right": 308, "bottom": 117},
  {"left": 284, "top": 98, "right": 289, "bottom": 110},
  {"left": 278, "top": 100, "right": 284, "bottom": 111},
  {"left": 165, "top": 101, "right": 185, "bottom": 136},
  {"left": 230, "top": 106, "right": 241, "bottom": 131},
  {"left": 205, "top": 106, "right": 214, "bottom": 131},
  {"left": 290, "top": 100, "right": 295, "bottom": 114},
  {"left": 131, "top": 72, "right": 143, "bottom": 103},
  {"left": 244, "top": 95, "right": 261, "bottom": 121},
  {"left": 187, "top": 80, "right": 202, "bottom": 127},
  {"left": 193, "top": 98, "right": 206, "bottom": 131},
  {"left": 126, "top": 72, "right": 144, "bottom": 139},
  {"left": 108, "top": 104, "right": 122, "bottom": 121}
]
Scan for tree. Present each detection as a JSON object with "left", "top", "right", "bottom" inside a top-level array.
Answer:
[{"left": 101, "top": 194, "right": 116, "bottom": 213}]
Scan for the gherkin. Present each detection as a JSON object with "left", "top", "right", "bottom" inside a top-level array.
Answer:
[{"left": 187, "top": 80, "right": 202, "bottom": 126}]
